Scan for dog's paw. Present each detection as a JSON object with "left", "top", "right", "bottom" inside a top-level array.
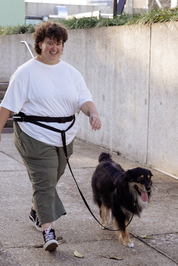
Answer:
[
  {"left": 100, "top": 225, "right": 105, "bottom": 230},
  {"left": 127, "top": 242, "right": 134, "bottom": 248}
]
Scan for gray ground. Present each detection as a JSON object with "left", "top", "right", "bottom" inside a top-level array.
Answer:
[{"left": 0, "top": 133, "right": 178, "bottom": 266}]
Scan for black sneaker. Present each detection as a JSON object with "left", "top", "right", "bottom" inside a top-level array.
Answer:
[
  {"left": 29, "top": 208, "right": 43, "bottom": 232},
  {"left": 43, "top": 228, "right": 58, "bottom": 251}
]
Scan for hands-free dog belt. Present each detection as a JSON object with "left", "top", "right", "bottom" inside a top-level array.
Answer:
[
  {"left": 13, "top": 112, "right": 75, "bottom": 159},
  {"left": 13, "top": 112, "right": 133, "bottom": 231}
]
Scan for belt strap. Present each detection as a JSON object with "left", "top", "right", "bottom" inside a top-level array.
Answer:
[
  {"left": 13, "top": 112, "right": 75, "bottom": 159},
  {"left": 13, "top": 112, "right": 75, "bottom": 123}
]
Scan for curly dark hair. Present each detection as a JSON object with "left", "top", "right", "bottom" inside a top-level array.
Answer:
[{"left": 33, "top": 21, "right": 68, "bottom": 55}]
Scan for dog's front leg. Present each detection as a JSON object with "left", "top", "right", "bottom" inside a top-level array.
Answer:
[{"left": 114, "top": 218, "right": 134, "bottom": 248}]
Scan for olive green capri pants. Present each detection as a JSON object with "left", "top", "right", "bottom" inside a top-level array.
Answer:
[{"left": 13, "top": 121, "right": 74, "bottom": 225}]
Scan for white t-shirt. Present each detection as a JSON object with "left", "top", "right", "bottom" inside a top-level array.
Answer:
[{"left": 1, "top": 58, "right": 92, "bottom": 147}]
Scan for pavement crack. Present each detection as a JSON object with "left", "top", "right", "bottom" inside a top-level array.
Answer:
[
  {"left": 3, "top": 238, "right": 65, "bottom": 250},
  {"left": 0, "top": 170, "right": 26, "bottom": 172},
  {"left": 131, "top": 233, "right": 178, "bottom": 264},
  {"left": 66, "top": 166, "right": 95, "bottom": 170},
  {"left": 4, "top": 238, "right": 113, "bottom": 249},
  {"left": 0, "top": 151, "right": 24, "bottom": 165}
]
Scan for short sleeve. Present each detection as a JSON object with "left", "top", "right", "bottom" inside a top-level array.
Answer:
[
  {"left": 1, "top": 72, "right": 28, "bottom": 113},
  {"left": 76, "top": 77, "right": 93, "bottom": 108}
]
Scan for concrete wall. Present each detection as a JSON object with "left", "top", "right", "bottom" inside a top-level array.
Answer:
[
  {"left": 0, "top": 0, "right": 25, "bottom": 27},
  {"left": 148, "top": 23, "right": 178, "bottom": 177},
  {"left": 0, "top": 23, "right": 178, "bottom": 178},
  {"left": 0, "top": 34, "right": 35, "bottom": 82},
  {"left": 62, "top": 26, "right": 151, "bottom": 167}
]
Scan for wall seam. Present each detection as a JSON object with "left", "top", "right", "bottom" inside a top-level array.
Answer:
[{"left": 146, "top": 24, "right": 152, "bottom": 165}]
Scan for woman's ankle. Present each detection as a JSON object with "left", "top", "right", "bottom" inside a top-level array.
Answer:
[{"left": 42, "top": 222, "right": 55, "bottom": 231}]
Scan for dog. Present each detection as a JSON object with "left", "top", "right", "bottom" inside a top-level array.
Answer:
[{"left": 91, "top": 152, "right": 153, "bottom": 248}]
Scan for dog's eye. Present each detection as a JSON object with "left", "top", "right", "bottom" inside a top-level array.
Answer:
[{"left": 137, "top": 176, "right": 143, "bottom": 182}]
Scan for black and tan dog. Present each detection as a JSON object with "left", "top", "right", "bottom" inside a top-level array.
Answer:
[{"left": 91, "top": 152, "right": 153, "bottom": 247}]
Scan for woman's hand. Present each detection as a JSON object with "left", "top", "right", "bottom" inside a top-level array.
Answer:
[
  {"left": 80, "top": 101, "right": 101, "bottom": 131},
  {"left": 89, "top": 112, "right": 101, "bottom": 131},
  {"left": 0, "top": 107, "right": 12, "bottom": 141}
]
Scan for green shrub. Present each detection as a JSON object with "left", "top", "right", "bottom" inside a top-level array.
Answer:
[
  {"left": 126, "top": 7, "right": 178, "bottom": 25},
  {"left": 0, "top": 24, "right": 35, "bottom": 36},
  {"left": 1, "top": 8, "right": 178, "bottom": 36},
  {"left": 57, "top": 14, "right": 133, "bottom": 29}
]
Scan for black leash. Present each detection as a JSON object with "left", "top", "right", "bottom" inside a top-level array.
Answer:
[{"left": 13, "top": 112, "right": 134, "bottom": 231}]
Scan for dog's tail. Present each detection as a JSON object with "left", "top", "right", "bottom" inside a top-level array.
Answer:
[{"left": 98, "top": 152, "right": 112, "bottom": 163}]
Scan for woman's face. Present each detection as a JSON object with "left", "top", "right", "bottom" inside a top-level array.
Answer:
[{"left": 38, "top": 37, "right": 63, "bottom": 65}]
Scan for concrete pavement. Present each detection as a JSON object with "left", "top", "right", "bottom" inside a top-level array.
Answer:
[{"left": 1, "top": 132, "right": 178, "bottom": 266}]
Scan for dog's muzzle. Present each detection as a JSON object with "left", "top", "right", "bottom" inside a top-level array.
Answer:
[{"left": 145, "top": 184, "right": 151, "bottom": 192}]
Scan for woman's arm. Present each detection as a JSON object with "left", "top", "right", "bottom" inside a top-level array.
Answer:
[
  {"left": 80, "top": 101, "right": 101, "bottom": 131},
  {"left": 0, "top": 107, "right": 12, "bottom": 141}
]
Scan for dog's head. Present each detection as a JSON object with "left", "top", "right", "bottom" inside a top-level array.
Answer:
[{"left": 124, "top": 167, "right": 153, "bottom": 203}]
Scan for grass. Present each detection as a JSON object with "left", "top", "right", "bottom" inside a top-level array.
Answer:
[
  {"left": 57, "top": 14, "right": 134, "bottom": 29},
  {"left": 126, "top": 7, "right": 178, "bottom": 25},
  {"left": 1, "top": 8, "right": 178, "bottom": 36},
  {"left": 0, "top": 24, "right": 35, "bottom": 36}
]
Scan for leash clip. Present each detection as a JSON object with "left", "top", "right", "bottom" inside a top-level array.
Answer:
[{"left": 13, "top": 115, "right": 25, "bottom": 122}]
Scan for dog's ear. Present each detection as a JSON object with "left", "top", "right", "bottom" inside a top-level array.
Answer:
[
  {"left": 125, "top": 169, "right": 134, "bottom": 181},
  {"left": 149, "top": 171, "right": 153, "bottom": 177},
  {"left": 122, "top": 170, "right": 134, "bottom": 187},
  {"left": 98, "top": 152, "right": 112, "bottom": 163}
]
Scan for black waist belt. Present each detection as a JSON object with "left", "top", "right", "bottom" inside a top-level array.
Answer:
[
  {"left": 13, "top": 112, "right": 75, "bottom": 124},
  {"left": 13, "top": 112, "right": 75, "bottom": 159}
]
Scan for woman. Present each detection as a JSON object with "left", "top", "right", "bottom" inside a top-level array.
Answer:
[{"left": 0, "top": 21, "right": 101, "bottom": 251}]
